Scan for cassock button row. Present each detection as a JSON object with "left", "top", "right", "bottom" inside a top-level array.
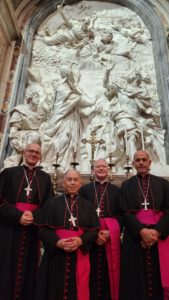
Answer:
[
  {"left": 98, "top": 260, "right": 102, "bottom": 264},
  {"left": 15, "top": 285, "right": 20, "bottom": 289},
  {"left": 66, "top": 264, "right": 70, "bottom": 270}
]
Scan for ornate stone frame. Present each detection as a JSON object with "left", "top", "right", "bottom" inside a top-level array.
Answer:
[{"left": 1, "top": 0, "right": 169, "bottom": 168}]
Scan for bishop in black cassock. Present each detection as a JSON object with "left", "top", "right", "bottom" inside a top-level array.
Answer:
[
  {"left": 80, "top": 159, "right": 121, "bottom": 300},
  {"left": 34, "top": 169, "right": 100, "bottom": 300},
  {"left": 0, "top": 144, "right": 53, "bottom": 300},
  {"left": 120, "top": 150, "right": 169, "bottom": 300}
]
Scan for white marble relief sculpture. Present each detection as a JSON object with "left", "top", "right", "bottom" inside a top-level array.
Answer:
[
  {"left": 4, "top": 80, "right": 54, "bottom": 167},
  {"left": 5, "top": 1, "right": 167, "bottom": 175}
]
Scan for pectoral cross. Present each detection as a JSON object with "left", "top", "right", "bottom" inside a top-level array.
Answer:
[
  {"left": 96, "top": 207, "right": 101, "bottom": 217},
  {"left": 142, "top": 199, "right": 150, "bottom": 210},
  {"left": 69, "top": 214, "right": 77, "bottom": 227},
  {"left": 24, "top": 185, "right": 32, "bottom": 196}
]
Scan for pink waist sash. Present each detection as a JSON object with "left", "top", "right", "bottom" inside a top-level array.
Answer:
[
  {"left": 136, "top": 209, "right": 169, "bottom": 288},
  {"left": 55, "top": 229, "right": 90, "bottom": 300},
  {"left": 100, "top": 218, "right": 120, "bottom": 300},
  {"left": 136, "top": 209, "right": 163, "bottom": 224},
  {"left": 16, "top": 202, "right": 39, "bottom": 212}
]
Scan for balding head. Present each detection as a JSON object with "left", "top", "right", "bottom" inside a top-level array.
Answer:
[
  {"left": 94, "top": 159, "right": 109, "bottom": 182},
  {"left": 133, "top": 150, "right": 151, "bottom": 175},
  {"left": 23, "top": 143, "right": 41, "bottom": 167},
  {"left": 133, "top": 150, "right": 150, "bottom": 161},
  {"left": 63, "top": 169, "right": 82, "bottom": 195}
]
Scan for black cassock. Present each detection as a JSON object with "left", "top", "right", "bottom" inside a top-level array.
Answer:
[
  {"left": 120, "top": 174, "right": 169, "bottom": 300},
  {"left": 34, "top": 194, "right": 100, "bottom": 300},
  {"left": 79, "top": 181, "right": 121, "bottom": 300},
  {"left": 0, "top": 165, "right": 53, "bottom": 300}
]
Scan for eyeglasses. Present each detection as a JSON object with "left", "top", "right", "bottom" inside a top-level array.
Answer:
[{"left": 25, "top": 149, "right": 41, "bottom": 156}]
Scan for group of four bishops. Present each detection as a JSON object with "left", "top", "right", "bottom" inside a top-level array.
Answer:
[{"left": 0, "top": 143, "right": 169, "bottom": 300}]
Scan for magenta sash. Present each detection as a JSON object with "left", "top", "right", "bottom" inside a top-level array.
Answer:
[
  {"left": 100, "top": 218, "right": 120, "bottom": 300},
  {"left": 16, "top": 202, "right": 39, "bottom": 211},
  {"left": 55, "top": 229, "right": 90, "bottom": 300},
  {"left": 136, "top": 209, "right": 169, "bottom": 288}
]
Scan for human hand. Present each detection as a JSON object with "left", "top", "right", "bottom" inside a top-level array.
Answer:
[
  {"left": 140, "top": 228, "right": 158, "bottom": 247},
  {"left": 96, "top": 230, "right": 110, "bottom": 245},
  {"left": 19, "top": 211, "right": 34, "bottom": 225},
  {"left": 57, "top": 237, "right": 82, "bottom": 252}
]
